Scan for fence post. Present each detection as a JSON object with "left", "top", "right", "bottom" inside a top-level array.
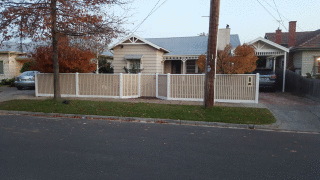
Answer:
[
  {"left": 35, "top": 73, "right": 39, "bottom": 97},
  {"left": 167, "top": 73, "right": 171, "bottom": 100},
  {"left": 119, "top": 73, "right": 123, "bottom": 98},
  {"left": 255, "top": 73, "right": 260, "bottom": 103},
  {"left": 156, "top": 73, "right": 159, "bottom": 98},
  {"left": 138, "top": 73, "right": 141, "bottom": 97},
  {"left": 75, "top": 72, "right": 79, "bottom": 97}
]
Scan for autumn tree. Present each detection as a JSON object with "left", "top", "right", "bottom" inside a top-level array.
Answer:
[
  {"left": 218, "top": 44, "right": 258, "bottom": 74},
  {"left": 0, "top": 0, "right": 129, "bottom": 100},
  {"left": 197, "top": 44, "right": 258, "bottom": 74},
  {"left": 196, "top": 55, "right": 206, "bottom": 73},
  {"left": 31, "top": 36, "right": 96, "bottom": 73}
]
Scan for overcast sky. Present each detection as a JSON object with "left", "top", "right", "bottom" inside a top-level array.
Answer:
[{"left": 119, "top": 0, "right": 320, "bottom": 44}]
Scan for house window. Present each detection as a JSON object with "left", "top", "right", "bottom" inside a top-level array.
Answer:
[
  {"left": 126, "top": 59, "right": 142, "bottom": 73},
  {"left": 186, "top": 60, "right": 196, "bottom": 74},
  {"left": 316, "top": 57, "right": 320, "bottom": 74},
  {"left": 0, "top": 61, "right": 3, "bottom": 74},
  {"left": 129, "top": 60, "right": 141, "bottom": 70}
]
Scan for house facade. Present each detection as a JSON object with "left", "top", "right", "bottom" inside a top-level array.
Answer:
[
  {"left": 111, "top": 28, "right": 241, "bottom": 74},
  {"left": 265, "top": 21, "right": 320, "bottom": 76},
  {"left": 0, "top": 51, "right": 27, "bottom": 80},
  {"left": 0, "top": 43, "right": 32, "bottom": 80}
]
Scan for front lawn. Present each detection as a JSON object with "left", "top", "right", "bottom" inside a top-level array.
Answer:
[{"left": 0, "top": 99, "right": 276, "bottom": 125}]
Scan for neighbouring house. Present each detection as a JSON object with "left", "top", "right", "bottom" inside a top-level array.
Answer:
[
  {"left": 265, "top": 21, "right": 320, "bottom": 76},
  {"left": 110, "top": 28, "right": 241, "bottom": 74},
  {"left": 248, "top": 37, "right": 289, "bottom": 92},
  {"left": 0, "top": 43, "right": 32, "bottom": 80}
]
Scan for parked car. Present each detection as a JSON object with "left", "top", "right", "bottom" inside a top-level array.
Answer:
[
  {"left": 15, "top": 71, "right": 40, "bottom": 90},
  {"left": 253, "top": 69, "right": 277, "bottom": 91}
]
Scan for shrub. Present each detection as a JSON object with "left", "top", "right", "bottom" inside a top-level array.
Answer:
[{"left": 0, "top": 78, "right": 15, "bottom": 87}]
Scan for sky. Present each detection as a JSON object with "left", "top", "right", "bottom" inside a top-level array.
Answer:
[{"left": 117, "top": 0, "right": 320, "bottom": 44}]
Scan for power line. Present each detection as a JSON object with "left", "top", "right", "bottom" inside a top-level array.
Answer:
[
  {"left": 130, "top": 0, "right": 168, "bottom": 35},
  {"left": 261, "top": 0, "right": 304, "bottom": 31},
  {"left": 272, "top": 0, "right": 286, "bottom": 30},
  {"left": 256, "top": 0, "right": 287, "bottom": 30}
]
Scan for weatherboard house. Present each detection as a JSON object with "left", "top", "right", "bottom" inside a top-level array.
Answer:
[
  {"left": 110, "top": 28, "right": 241, "bottom": 74},
  {"left": 0, "top": 43, "right": 31, "bottom": 80}
]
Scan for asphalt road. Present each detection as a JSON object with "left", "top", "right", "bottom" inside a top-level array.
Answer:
[{"left": 0, "top": 115, "right": 319, "bottom": 180}]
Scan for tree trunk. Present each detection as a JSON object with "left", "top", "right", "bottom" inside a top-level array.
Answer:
[
  {"left": 51, "top": 0, "right": 61, "bottom": 100},
  {"left": 204, "top": 0, "right": 220, "bottom": 108}
]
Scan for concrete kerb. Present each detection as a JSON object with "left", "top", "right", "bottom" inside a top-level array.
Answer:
[{"left": 1, "top": 110, "right": 319, "bottom": 134}]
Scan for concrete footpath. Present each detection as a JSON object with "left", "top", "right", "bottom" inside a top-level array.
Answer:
[{"left": 0, "top": 86, "right": 319, "bottom": 133}]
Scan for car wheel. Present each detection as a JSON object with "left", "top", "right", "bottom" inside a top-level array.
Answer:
[{"left": 17, "top": 86, "right": 23, "bottom": 90}]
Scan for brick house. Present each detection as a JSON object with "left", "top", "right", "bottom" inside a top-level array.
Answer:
[{"left": 265, "top": 21, "right": 320, "bottom": 76}]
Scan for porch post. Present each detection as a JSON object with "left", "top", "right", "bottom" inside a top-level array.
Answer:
[
  {"left": 273, "top": 57, "right": 276, "bottom": 73},
  {"left": 282, "top": 52, "right": 287, "bottom": 92},
  {"left": 182, "top": 58, "right": 187, "bottom": 74}
]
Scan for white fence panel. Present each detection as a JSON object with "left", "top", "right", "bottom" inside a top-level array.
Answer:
[
  {"left": 79, "top": 74, "right": 120, "bottom": 97},
  {"left": 169, "top": 74, "right": 204, "bottom": 101},
  {"left": 122, "top": 74, "right": 139, "bottom": 98},
  {"left": 215, "top": 74, "right": 258, "bottom": 103},
  {"left": 141, "top": 74, "right": 156, "bottom": 97}
]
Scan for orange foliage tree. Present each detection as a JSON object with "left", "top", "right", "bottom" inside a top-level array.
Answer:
[
  {"left": 31, "top": 37, "right": 96, "bottom": 73},
  {"left": 0, "top": 0, "right": 128, "bottom": 99},
  {"left": 196, "top": 55, "right": 207, "bottom": 73},
  {"left": 197, "top": 44, "right": 258, "bottom": 74}
]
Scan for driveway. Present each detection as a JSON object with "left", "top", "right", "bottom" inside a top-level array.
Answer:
[
  {"left": 0, "top": 86, "right": 37, "bottom": 102},
  {"left": 1, "top": 86, "right": 319, "bottom": 132},
  {"left": 259, "top": 92, "right": 320, "bottom": 132}
]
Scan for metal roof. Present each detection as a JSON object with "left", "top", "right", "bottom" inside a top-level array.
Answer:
[
  {"left": 146, "top": 35, "right": 241, "bottom": 56},
  {"left": 101, "top": 50, "right": 114, "bottom": 57},
  {"left": 124, "top": 54, "right": 143, "bottom": 60}
]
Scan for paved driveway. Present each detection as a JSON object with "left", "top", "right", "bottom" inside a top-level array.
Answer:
[
  {"left": 259, "top": 92, "right": 320, "bottom": 132},
  {"left": 0, "top": 86, "right": 37, "bottom": 102}
]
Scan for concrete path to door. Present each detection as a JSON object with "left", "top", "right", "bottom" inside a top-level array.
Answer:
[{"left": 259, "top": 92, "right": 320, "bottom": 133}]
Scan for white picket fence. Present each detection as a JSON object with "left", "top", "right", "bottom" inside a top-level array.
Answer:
[{"left": 35, "top": 73, "right": 259, "bottom": 103}]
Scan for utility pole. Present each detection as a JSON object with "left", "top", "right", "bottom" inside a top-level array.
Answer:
[
  {"left": 51, "top": 0, "right": 61, "bottom": 100},
  {"left": 204, "top": 0, "right": 220, "bottom": 108}
]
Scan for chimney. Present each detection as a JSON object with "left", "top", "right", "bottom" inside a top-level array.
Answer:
[
  {"left": 288, "top": 21, "right": 297, "bottom": 47},
  {"left": 275, "top": 28, "right": 282, "bottom": 44}
]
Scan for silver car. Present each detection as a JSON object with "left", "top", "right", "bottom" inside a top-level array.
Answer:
[{"left": 15, "top": 71, "right": 40, "bottom": 90}]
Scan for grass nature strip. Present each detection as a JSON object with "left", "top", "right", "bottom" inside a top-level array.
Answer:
[{"left": 0, "top": 99, "right": 276, "bottom": 125}]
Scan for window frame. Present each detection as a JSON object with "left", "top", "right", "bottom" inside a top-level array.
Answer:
[{"left": 0, "top": 60, "right": 4, "bottom": 74}]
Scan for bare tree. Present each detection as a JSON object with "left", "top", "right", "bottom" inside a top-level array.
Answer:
[{"left": 0, "top": 0, "right": 129, "bottom": 100}]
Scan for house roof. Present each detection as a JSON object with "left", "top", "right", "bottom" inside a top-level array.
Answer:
[
  {"left": 124, "top": 54, "right": 143, "bottom": 60},
  {"left": 101, "top": 50, "right": 113, "bottom": 57},
  {"left": 0, "top": 41, "right": 39, "bottom": 54},
  {"left": 146, "top": 34, "right": 241, "bottom": 56},
  {"left": 249, "top": 37, "right": 289, "bottom": 53},
  {"left": 110, "top": 35, "right": 170, "bottom": 53},
  {"left": 265, "top": 29, "right": 320, "bottom": 49}
]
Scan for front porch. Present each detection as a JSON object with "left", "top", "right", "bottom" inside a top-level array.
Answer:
[
  {"left": 162, "top": 55, "right": 201, "bottom": 74},
  {"left": 249, "top": 37, "right": 289, "bottom": 92}
]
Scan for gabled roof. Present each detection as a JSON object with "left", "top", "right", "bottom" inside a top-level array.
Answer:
[
  {"left": 146, "top": 36, "right": 208, "bottom": 56},
  {"left": 111, "top": 34, "right": 241, "bottom": 56},
  {"left": 110, "top": 35, "right": 170, "bottom": 53},
  {"left": 265, "top": 29, "right": 320, "bottom": 49},
  {"left": 249, "top": 37, "right": 289, "bottom": 52},
  {"left": 146, "top": 35, "right": 240, "bottom": 56}
]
